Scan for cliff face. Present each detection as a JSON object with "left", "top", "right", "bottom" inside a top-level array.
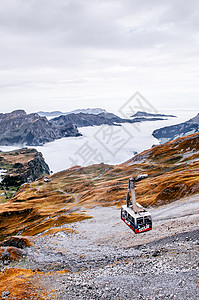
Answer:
[
  {"left": 0, "top": 148, "right": 50, "bottom": 187},
  {"left": 0, "top": 110, "right": 81, "bottom": 146},
  {"left": 152, "top": 113, "right": 199, "bottom": 143}
]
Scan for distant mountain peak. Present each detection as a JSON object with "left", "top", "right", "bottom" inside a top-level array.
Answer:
[
  {"left": 0, "top": 110, "right": 81, "bottom": 146},
  {"left": 0, "top": 109, "right": 27, "bottom": 118},
  {"left": 131, "top": 111, "right": 176, "bottom": 118},
  {"left": 11, "top": 109, "right": 27, "bottom": 116},
  {"left": 37, "top": 108, "right": 107, "bottom": 118},
  {"left": 69, "top": 108, "right": 107, "bottom": 115}
]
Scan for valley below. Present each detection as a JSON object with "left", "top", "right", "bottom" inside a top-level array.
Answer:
[{"left": 0, "top": 109, "right": 195, "bottom": 173}]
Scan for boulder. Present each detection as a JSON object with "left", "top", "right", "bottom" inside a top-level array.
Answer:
[{"left": 0, "top": 236, "right": 32, "bottom": 249}]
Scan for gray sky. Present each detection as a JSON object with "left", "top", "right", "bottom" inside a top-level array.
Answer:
[{"left": 0, "top": 0, "right": 199, "bottom": 113}]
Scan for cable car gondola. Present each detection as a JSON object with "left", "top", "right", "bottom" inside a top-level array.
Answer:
[{"left": 121, "top": 175, "right": 152, "bottom": 234}]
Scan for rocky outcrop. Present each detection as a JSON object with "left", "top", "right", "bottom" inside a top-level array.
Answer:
[
  {"left": 0, "top": 148, "right": 50, "bottom": 187},
  {"left": 0, "top": 247, "right": 23, "bottom": 263},
  {"left": 131, "top": 111, "right": 176, "bottom": 118},
  {"left": 152, "top": 113, "right": 199, "bottom": 143},
  {"left": 0, "top": 236, "right": 32, "bottom": 249},
  {"left": 0, "top": 110, "right": 81, "bottom": 146}
]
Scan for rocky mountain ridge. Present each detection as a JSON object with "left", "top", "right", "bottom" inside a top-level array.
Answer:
[
  {"left": 38, "top": 108, "right": 107, "bottom": 117},
  {"left": 0, "top": 109, "right": 170, "bottom": 146},
  {"left": 0, "top": 110, "right": 81, "bottom": 146},
  {"left": 51, "top": 111, "right": 166, "bottom": 128},
  {"left": 51, "top": 111, "right": 125, "bottom": 127},
  {"left": 152, "top": 112, "right": 199, "bottom": 143}
]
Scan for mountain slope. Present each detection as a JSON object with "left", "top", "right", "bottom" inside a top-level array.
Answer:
[
  {"left": 0, "top": 132, "right": 198, "bottom": 240},
  {"left": 0, "top": 133, "right": 198, "bottom": 299}
]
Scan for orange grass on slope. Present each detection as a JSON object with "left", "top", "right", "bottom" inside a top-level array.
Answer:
[
  {"left": 0, "top": 180, "right": 92, "bottom": 240},
  {"left": 0, "top": 268, "right": 46, "bottom": 299}
]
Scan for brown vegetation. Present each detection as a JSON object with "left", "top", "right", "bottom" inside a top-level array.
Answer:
[{"left": 0, "top": 268, "right": 46, "bottom": 299}]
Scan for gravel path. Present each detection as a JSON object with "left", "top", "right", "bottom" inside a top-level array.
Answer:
[
  {"left": 33, "top": 229, "right": 199, "bottom": 299},
  {"left": 19, "top": 194, "right": 199, "bottom": 299}
]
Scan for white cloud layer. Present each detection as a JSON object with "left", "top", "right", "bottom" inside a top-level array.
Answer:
[{"left": 0, "top": 0, "right": 198, "bottom": 113}]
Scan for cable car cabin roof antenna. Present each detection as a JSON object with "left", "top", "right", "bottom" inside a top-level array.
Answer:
[{"left": 121, "top": 174, "right": 152, "bottom": 234}]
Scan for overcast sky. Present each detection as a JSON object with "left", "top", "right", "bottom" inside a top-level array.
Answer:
[{"left": 0, "top": 0, "right": 199, "bottom": 114}]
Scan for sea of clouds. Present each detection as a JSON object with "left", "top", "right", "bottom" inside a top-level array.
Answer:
[{"left": 0, "top": 110, "right": 196, "bottom": 173}]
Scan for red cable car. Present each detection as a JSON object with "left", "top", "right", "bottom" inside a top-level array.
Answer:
[{"left": 121, "top": 175, "right": 152, "bottom": 233}]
